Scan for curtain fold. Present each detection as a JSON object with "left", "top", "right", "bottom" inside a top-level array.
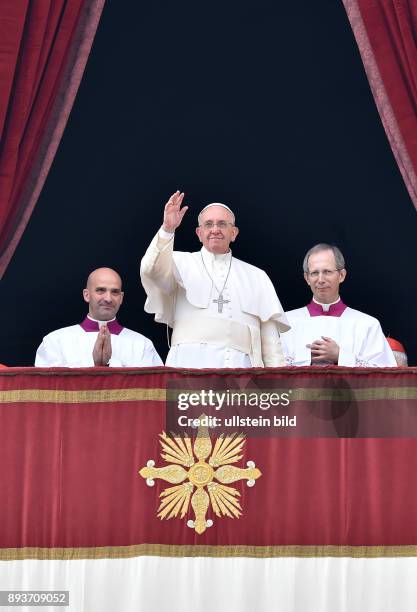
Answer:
[
  {"left": 343, "top": 0, "right": 417, "bottom": 212},
  {"left": 0, "top": 0, "right": 105, "bottom": 278}
]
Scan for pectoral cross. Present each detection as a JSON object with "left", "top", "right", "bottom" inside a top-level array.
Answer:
[{"left": 213, "top": 294, "right": 230, "bottom": 313}]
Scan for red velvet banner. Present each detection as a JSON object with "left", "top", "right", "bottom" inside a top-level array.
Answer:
[{"left": 0, "top": 367, "right": 416, "bottom": 556}]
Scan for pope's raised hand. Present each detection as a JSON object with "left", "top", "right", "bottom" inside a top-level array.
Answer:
[{"left": 162, "top": 191, "right": 188, "bottom": 233}]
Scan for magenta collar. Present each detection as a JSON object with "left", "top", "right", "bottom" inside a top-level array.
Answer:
[
  {"left": 79, "top": 317, "right": 123, "bottom": 335},
  {"left": 306, "top": 300, "right": 347, "bottom": 317}
]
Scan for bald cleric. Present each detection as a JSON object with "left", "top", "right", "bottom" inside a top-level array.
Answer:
[
  {"left": 140, "top": 191, "right": 289, "bottom": 368},
  {"left": 35, "top": 268, "right": 162, "bottom": 367}
]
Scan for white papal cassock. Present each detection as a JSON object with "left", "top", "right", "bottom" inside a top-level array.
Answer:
[
  {"left": 281, "top": 299, "right": 396, "bottom": 367},
  {"left": 140, "top": 229, "right": 289, "bottom": 368},
  {"left": 35, "top": 317, "right": 163, "bottom": 367}
]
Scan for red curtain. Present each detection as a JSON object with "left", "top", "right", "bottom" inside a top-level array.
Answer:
[
  {"left": 0, "top": 0, "right": 105, "bottom": 278},
  {"left": 343, "top": 0, "right": 417, "bottom": 212}
]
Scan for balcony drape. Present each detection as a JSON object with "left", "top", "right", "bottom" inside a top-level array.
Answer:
[{"left": 0, "top": 366, "right": 416, "bottom": 611}]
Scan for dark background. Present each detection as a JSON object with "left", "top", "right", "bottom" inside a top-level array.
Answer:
[{"left": 1, "top": 0, "right": 415, "bottom": 366}]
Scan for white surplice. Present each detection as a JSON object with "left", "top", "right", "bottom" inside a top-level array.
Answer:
[
  {"left": 281, "top": 305, "right": 396, "bottom": 367},
  {"left": 35, "top": 324, "right": 163, "bottom": 367}
]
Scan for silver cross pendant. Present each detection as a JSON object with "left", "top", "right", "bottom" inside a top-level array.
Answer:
[{"left": 213, "top": 294, "right": 230, "bottom": 313}]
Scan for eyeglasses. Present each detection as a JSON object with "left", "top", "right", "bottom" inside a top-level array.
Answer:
[
  {"left": 200, "top": 221, "right": 234, "bottom": 230},
  {"left": 307, "top": 269, "right": 341, "bottom": 279}
]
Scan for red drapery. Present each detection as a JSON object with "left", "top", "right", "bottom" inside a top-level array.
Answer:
[
  {"left": 1, "top": 365, "right": 417, "bottom": 556},
  {"left": 343, "top": 0, "right": 417, "bottom": 212},
  {"left": 0, "top": 0, "right": 105, "bottom": 278},
  {"left": 1, "top": 366, "right": 416, "bottom": 611}
]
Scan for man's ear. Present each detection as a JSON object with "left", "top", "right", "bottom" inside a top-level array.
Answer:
[
  {"left": 82, "top": 288, "right": 90, "bottom": 304},
  {"left": 231, "top": 226, "right": 239, "bottom": 242},
  {"left": 339, "top": 269, "right": 347, "bottom": 283},
  {"left": 304, "top": 272, "right": 310, "bottom": 287},
  {"left": 195, "top": 227, "right": 203, "bottom": 242}
]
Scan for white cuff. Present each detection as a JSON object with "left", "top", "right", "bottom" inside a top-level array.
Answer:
[{"left": 158, "top": 227, "right": 175, "bottom": 240}]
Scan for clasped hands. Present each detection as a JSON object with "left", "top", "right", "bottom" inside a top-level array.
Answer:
[
  {"left": 307, "top": 336, "right": 339, "bottom": 364},
  {"left": 93, "top": 324, "right": 112, "bottom": 366}
]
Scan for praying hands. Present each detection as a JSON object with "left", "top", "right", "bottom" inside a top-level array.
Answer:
[{"left": 93, "top": 324, "right": 112, "bottom": 366}]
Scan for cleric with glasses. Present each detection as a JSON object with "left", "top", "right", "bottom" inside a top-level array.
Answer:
[{"left": 281, "top": 243, "right": 396, "bottom": 367}]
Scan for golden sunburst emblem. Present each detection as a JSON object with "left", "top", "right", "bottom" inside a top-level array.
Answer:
[{"left": 139, "top": 414, "right": 262, "bottom": 534}]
